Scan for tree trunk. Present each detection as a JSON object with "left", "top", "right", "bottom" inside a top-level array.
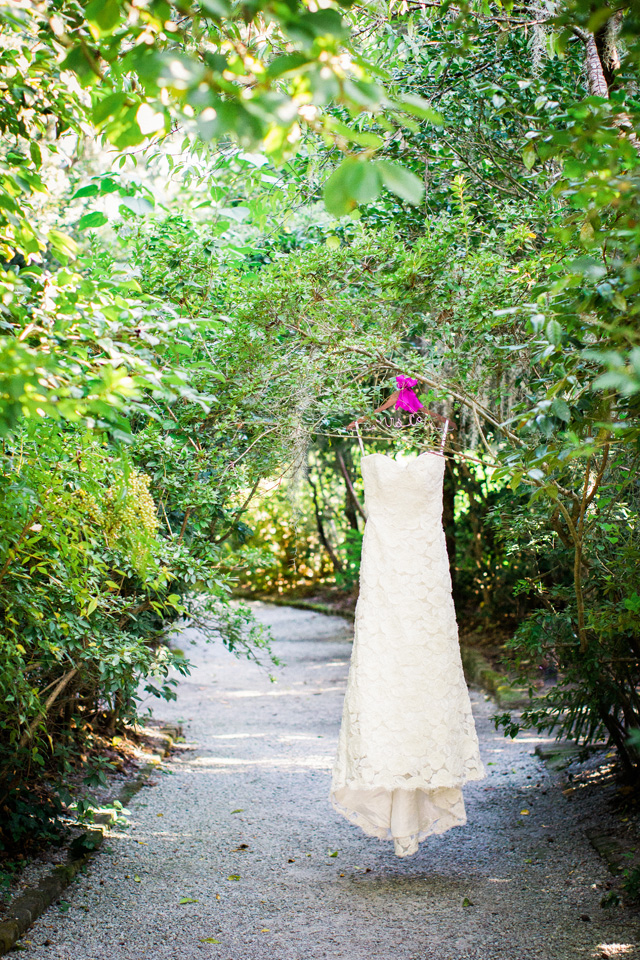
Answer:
[
  {"left": 575, "top": 15, "right": 640, "bottom": 152},
  {"left": 584, "top": 33, "right": 610, "bottom": 98},
  {"left": 307, "top": 470, "right": 343, "bottom": 573},
  {"left": 594, "top": 11, "right": 623, "bottom": 91},
  {"left": 336, "top": 448, "right": 364, "bottom": 528}
]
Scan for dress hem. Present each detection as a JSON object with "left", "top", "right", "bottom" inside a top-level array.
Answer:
[
  {"left": 331, "top": 764, "right": 487, "bottom": 794},
  {"left": 329, "top": 791, "right": 469, "bottom": 857}
]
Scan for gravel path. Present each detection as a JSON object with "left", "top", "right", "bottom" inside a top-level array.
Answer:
[{"left": 21, "top": 604, "right": 638, "bottom": 960}]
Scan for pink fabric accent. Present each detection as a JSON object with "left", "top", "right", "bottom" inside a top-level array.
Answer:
[{"left": 395, "top": 375, "right": 424, "bottom": 413}]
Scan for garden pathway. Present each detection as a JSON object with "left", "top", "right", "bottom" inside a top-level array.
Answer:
[{"left": 22, "top": 604, "right": 639, "bottom": 960}]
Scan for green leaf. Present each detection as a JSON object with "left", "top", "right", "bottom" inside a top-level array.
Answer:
[
  {"left": 545, "top": 319, "right": 563, "bottom": 347},
  {"left": 110, "top": 106, "right": 146, "bottom": 149},
  {"left": 265, "top": 53, "right": 310, "bottom": 80},
  {"left": 61, "top": 46, "right": 100, "bottom": 84},
  {"left": 323, "top": 159, "right": 382, "bottom": 218},
  {"left": 394, "top": 94, "right": 443, "bottom": 126},
  {"left": 579, "top": 220, "right": 595, "bottom": 243},
  {"left": 72, "top": 185, "right": 99, "bottom": 199},
  {"left": 550, "top": 398, "right": 571, "bottom": 422},
  {"left": 85, "top": 0, "right": 122, "bottom": 34},
  {"left": 522, "top": 142, "right": 536, "bottom": 170},
  {"left": 624, "top": 594, "right": 640, "bottom": 613},
  {"left": 326, "top": 120, "right": 383, "bottom": 149},
  {"left": 179, "top": 897, "right": 199, "bottom": 904},
  {"left": 376, "top": 161, "right": 424, "bottom": 205},
  {"left": 48, "top": 229, "right": 77, "bottom": 259},
  {"left": 285, "top": 9, "right": 347, "bottom": 45},
  {"left": 199, "top": 939, "right": 221, "bottom": 944},
  {"left": 77, "top": 211, "right": 108, "bottom": 231},
  {"left": 29, "top": 142, "right": 42, "bottom": 168},
  {"left": 566, "top": 257, "right": 607, "bottom": 280},
  {"left": 119, "top": 197, "right": 154, "bottom": 216},
  {"left": 93, "top": 92, "right": 128, "bottom": 126},
  {"left": 200, "top": 0, "right": 232, "bottom": 16}
]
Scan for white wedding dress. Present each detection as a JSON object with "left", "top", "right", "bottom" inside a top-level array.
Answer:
[{"left": 330, "top": 452, "right": 486, "bottom": 857}]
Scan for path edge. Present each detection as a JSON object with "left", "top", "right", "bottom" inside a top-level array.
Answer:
[{"left": 0, "top": 725, "right": 180, "bottom": 956}]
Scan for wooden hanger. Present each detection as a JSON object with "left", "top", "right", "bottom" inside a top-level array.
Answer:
[
  {"left": 346, "top": 391, "right": 456, "bottom": 432},
  {"left": 345, "top": 391, "right": 455, "bottom": 458}
]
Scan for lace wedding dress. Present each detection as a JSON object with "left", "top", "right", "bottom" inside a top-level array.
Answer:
[{"left": 330, "top": 452, "right": 486, "bottom": 857}]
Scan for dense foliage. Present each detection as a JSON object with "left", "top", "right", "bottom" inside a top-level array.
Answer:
[{"left": 1, "top": 0, "right": 640, "bottom": 854}]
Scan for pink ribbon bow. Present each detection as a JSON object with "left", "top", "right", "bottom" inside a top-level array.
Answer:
[{"left": 395, "top": 375, "right": 424, "bottom": 413}]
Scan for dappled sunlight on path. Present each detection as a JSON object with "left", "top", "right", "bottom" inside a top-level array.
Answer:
[{"left": 22, "top": 604, "right": 639, "bottom": 960}]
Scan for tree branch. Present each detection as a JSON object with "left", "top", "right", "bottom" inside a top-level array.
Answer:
[
  {"left": 336, "top": 450, "right": 366, "bottom": 521},
  {"left": 213, "top": 478, "right": 261, "bottom": 544},
  {"left": 307, "top": 469, "right": 343, "bottom": 573},
  {"left": 19, "top": 668, "right": 78, "bottom": 748}
]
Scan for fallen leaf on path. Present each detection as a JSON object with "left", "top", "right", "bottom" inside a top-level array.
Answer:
[
  {"left": 261, "top": 929, "right": 270, "bottom": 933},
  {"left": 231, "top": 809, "right": 244, "bottom": 814},
  {"left": 199, "top": 938, "right": 221, "bottom": 943},
  {"left": 329, "top": 851, "right": 338, "bottom": 857},
  {"left": 134, "top": 876, "right": 141, "bottom": 882},
  {"left": 520, "top": 809, "right": 530, "bottom": 815},
  {"left": 228, "top": 875, "right": 241, "bottom": 881},
  {"left": 179, "top": 897, "right": 199, "bottom": 904},
  {"left": 462, "top": 898, "right": 474, "bottom": 907}
]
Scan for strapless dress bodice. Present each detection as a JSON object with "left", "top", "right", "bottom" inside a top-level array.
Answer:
[{"left": 361, "top": 452, "right": 445, "bottom": 523}]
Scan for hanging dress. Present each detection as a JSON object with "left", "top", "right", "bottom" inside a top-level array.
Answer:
[{"left": 330, "top": 452, "right": 486, "bottom": 857}]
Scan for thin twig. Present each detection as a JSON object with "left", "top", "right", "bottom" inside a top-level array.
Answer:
[
  {"left": 213, "top": 478, "right": 261, "bottom": 544},
  {"left": 19, "top": 669, "right": 78, "bottom": 748}
]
